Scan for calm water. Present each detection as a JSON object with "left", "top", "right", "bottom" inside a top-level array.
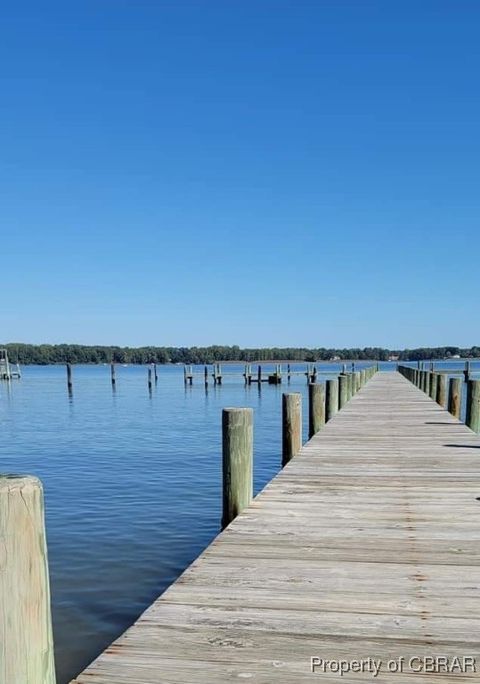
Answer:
[{"left": 0, "top": 360, "right": 476, "bottom": 682}]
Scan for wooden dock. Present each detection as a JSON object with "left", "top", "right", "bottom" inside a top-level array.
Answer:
[{"left": 72, "top": 372, "right": 480, "bottom": 682}]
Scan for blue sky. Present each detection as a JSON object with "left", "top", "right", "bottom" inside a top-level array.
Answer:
[{"left": 1, "top": 1, "right": 479, "bottom": 348}]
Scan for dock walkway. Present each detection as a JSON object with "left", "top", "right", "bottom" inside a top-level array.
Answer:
[{"left": 73, "top": 372, "right": 480, "bottom": 683}]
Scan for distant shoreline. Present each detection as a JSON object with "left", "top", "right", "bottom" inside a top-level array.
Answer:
[{"left": 1, "top": 343, "right": 477, "bottom": 366}]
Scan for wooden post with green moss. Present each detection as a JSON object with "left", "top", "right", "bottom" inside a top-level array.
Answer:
[
  {"left": 282, "top": 393, "right": 302, "bottom": 466},
  {"left": 429, "top": 373, "right": 438, "bottom": 400},
  {"left": 0, "top": 475, "right": 56, "bottom": 684},
  {"left": 222, "top": 408, "right": 253, "bottom": 528},
  {"left": 308, "top": 383, "right": 325, "bottom": 438}
]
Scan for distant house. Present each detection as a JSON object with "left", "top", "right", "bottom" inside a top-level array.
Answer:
[{"left": 388, "top": 355, "right": 399, "bottom": 362}]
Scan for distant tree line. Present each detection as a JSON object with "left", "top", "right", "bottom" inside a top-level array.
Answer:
[{"left": 1, "top": 343, "right": 478, "bottom": 365}]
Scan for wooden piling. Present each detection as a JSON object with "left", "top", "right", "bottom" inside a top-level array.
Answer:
[
  {"left": 308, "top": 383, "right": 325, "bottom": 438},
  {"left": 0, "top": 475, "right": 56, "bottom": 683},
  {"left": 282, "top": 393, "right": 302, "bottom": 467},
  {"left": 153, "top": 363, "right": 158, "bottom": 382},
  {"left": 339, "top": 375, "right": 348, "bottom": 409},
  {"left": 110, "top": 363, "right": 116, "bottom": 386},
  {"left": 436, "top": 374, "right": 447, "bottom": 408},
  {"left": 326, "top": 378, "right": 338, "bottom": 422},
  {"left": 429, "top": 373, "right": 438, "bottom": 400},
  {"left": 222, "top": 408, "right": 253, "bottom": 528},
  {"left": 425, "top": 371, "right": 431, "bottom": 396},
  {"left": 66, "top": 363, "right": 72, "bottom": 391},
  {"left": 204, "top": 365, "right": 208, "bottom": 387},
  {"left": 466, "top": 379, "right": 480, "bottom": 433},
  {"left": 257, "top": 365, "right": 262, "bottom": 384},
  {"left": 448, "top": 377, "right": 462, "bottom": 419},
  {"left": 148, "top": 368, "right": 152, "bottom": 390},
  {"left": 347, "top": 373, "right": 354, "bottom": 400}
]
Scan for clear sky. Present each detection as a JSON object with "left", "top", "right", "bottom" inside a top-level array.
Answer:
[{"left": 1, "top": 1, "right": 479, "bottom": 348}]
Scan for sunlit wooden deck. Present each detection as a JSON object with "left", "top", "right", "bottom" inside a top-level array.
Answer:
[{"left": 72, "top": 372, "right": 480, "bottom": 683}]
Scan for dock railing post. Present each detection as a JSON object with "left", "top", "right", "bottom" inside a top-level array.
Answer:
[
  {"left": 222, "top": 408, "right": 253, "bottom": 528},
  {"left": 308, "top": 382, "right": 325, "bottom": 438},
  {"left": 448, "top": 377, "right": 462, "bottom": 419},
  {"left": 466, "top": 379, "right": 480, "bottom": 433},
  {"left": 429, "top": 373, "right": 438, "bottom": 400},
  {"left": 0, "top": 475, "right": 56, "bottom": 684},
  {"left": 282, "top": 393, "right": 302, "bottom": 466}
]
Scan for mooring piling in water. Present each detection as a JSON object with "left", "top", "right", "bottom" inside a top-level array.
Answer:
[
  {"left": 153, "top": 363, "right": 158, "bottom": 383},
  {"left": 308, "top": 382, "right": 325, "bottom": 438},
  {"left": 110, "top": 363, "right": 116, "bottom": 386},
  {"left": 0, "top": 475, "right": 56, "bottom": 684},
  {"left": 466, "top": 379, "right": 480, "bottom": 433},
  {"left": 282, "top": 392, "right": 302, "bottom": 467},
  {"left": 148, "top": 368, "right": 153, "bottom": 390},
  {"left": 66, "top": 363, "right": 73, "bottom": 391},
  {"left": 222, "top": 408, "right": 253, "bottom": 529}
]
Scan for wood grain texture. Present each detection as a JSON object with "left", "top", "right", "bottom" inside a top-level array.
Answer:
[
  {"left": 72, "top": 372, "right": 480, "bottom": 684},
  {"left": 0, "top": 476, "right": 56, "bottom": 684}
]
